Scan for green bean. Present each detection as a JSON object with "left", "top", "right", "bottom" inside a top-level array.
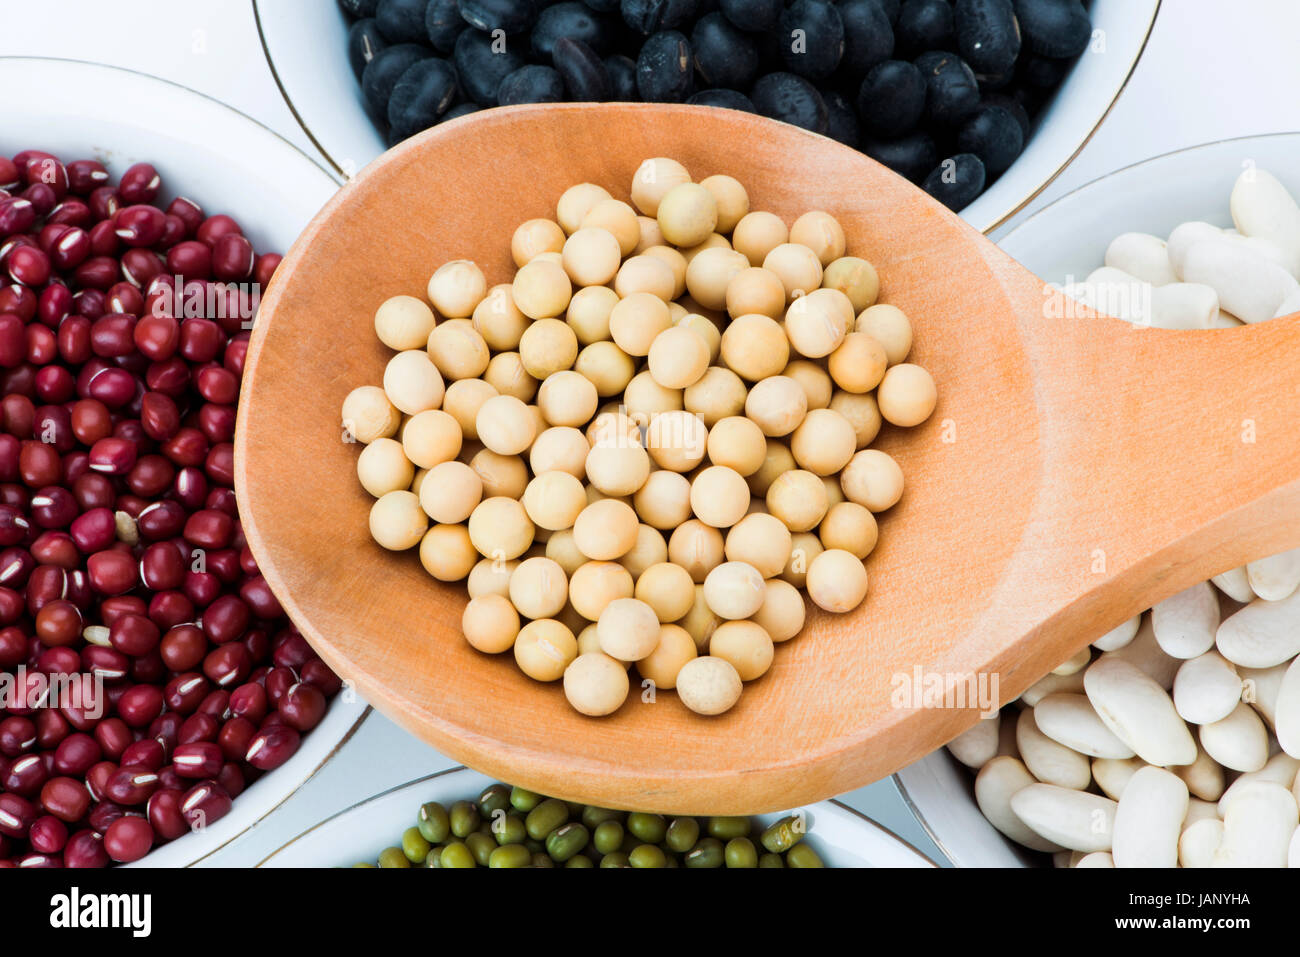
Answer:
[
  {"left": 352, "top": 862, "right": 375, "bottom": 868},
  {"left": 593, "top": 820, "right": 624, "bottom": 855},
  {"left": 423, "top": 847, "right": 444, "bottom": 868},
  {"left": 626, "top": 812, "right": 666, "bottom": 844},
  {"left": 401, "top": 826, "right": 431, "bottom": 863},
  {"left": 785, "top": 844, "right": 824, "bottom": 868},
  {"left": 417, "top": 802, "right": 450, "bottom": 844},
  {"left": 706, "top": 816, "right": 751, "bottom": 841},
  {"left": 488, "top": 843, "right": 532, "bottom": 868},
  {"left": 760, "top": 815, "right": 805, "bottom": 854},
  {"left": 664, "top": 817, "right": 699, "bottom": 853},
  {"left": 758, "top": 853, "right": 785, "bottom": 868},
  {"left": 493, "top": 812, "right": 528, "bottom": 846},
  {"left": 377, "top": 846, "right": 410, "bottom": 868},
  {"left": 683, "top": 837, "right": 724, "bottom": 868},
  {"left": 628, "top": 844, "right": 667, "bottom": 868},
  {"left": 581, "top": 806, "right": 623, "bottom": 828},
  {"left": 546, "top": 822, "right": 590, "bottom": 862},
  {"left": 531, "top": 852, "right": 555, "bottom": 868},
  {"left": 725, "top": 837, "right": 758, "bottom": 868},
  {"left": 599, "top": 852, "right": 631, "bottom": 868},
  {"left": 478, "top": 784, "right": 512, "bottom": 818},
  {"left": 449, "top": 800, "right": 480, "bottom": 838},
  {"left": 440, "top": 841, "right": 477, "bottom": 868},
  {"left": 509, "top": 786, "right": 543, "bottom": 812},
  {"left": 566, "top": 854, "right": 594, "bottom": 868},
  {"left": 466, "top": 831, "right": 497, "bottom": 866},
  {"left": 525, "top": 798, "right": 570, "bottom": 841}
]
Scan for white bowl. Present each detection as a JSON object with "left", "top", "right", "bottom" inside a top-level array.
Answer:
[
  {"left": 895, "top": 131, "right": 1300, "bottom": 867},
  {"left": 0, "top": 56, "right": 367, "bottom": 867},
  {"left": 260, "top": 766, "right": 935, "bottom": 867},
  {"left": 253, "top": 0, "right": 1159, "bottom": 232}
]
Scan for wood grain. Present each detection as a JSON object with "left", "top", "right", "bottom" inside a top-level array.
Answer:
[{"left": 236, "top": 103, "right": 1300, "bottom": 814}]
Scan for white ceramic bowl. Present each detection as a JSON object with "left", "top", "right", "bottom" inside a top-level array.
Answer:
[
  {"left": 0, "top": 56, "right": 367, "bottom": 867},
  {"left": 895, "top": 131, "right": 1300, "bottom": 867},
  {"left": 253, "top": 0, "right": 1159, "bottom": 232},
  {"left": 260, "top": 766, "right": 935, "bottom": 867}
]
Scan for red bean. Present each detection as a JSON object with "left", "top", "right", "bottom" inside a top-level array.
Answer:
[
  {"left": 64, "top": 828, "right": 109, "bottom": 868},
  {"left": 120, "top": 738, "right": 165, "bottom": 771},
  {"left": 29, "top": 815, "right": 68, "bottom": 854},
  {"left": 146, "top": 789, "right": 188, "bottom": 841},
  {"left": 117, "top": 684, "right": 164, "bottom": 728},
  {"left": 180, "top": 779, "right": 232, "bottom": 829},
  {"left": 103, "top": 766, "right": 160, "bottom": 805},
  {"left": 37, "top": 776, "right": 86, "bottom": 823},
  {"left": 172, "top": 742, "right": 222, "bottom": 779},
  {"left": 103, "top": 815, "right": 153, "bottom": 863}
]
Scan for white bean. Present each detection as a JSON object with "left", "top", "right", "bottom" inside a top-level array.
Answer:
[
  {"left": 1051, "top": 646, "right": 1090, "bottom": 676},
  {"left": 1184, "top": 797, "right": 1220, "bottom": 828},
  {"left": 1230, "top": 168, "right": 1300, "bottom": 276},
  {"left": 1009, "top": 784, "right": 1117, "bottom": 853},
  {"left": 1241, "top": 661, "right": 1289, "bottom": 728},
  {"left": 1151, "top": 581, "right": 1219, "bottom": 659},
  {"left": 973, "top": 756, "right": 1063, "bottom": 853},
  {"left": 1210, "top": 565, "right": 1254, "bottom": 603},
  {"left": 1019, "top": 668, "right": 1087, "bottom": 707},
  {"left": 1179, "top": 817, "right": 1224, "bottom": 869},
  {"left": 1033, "top": 693, "right": 1135, "bottom": 759},
  {"left": 1171, "top": 743, "right": 1225, "bottom": 802},
  {"left": 1216, "top": 588, "right": 1300, "bottom": 668},
  {"left": 1182, "top": 238, "right": 1300, "bottom": 323},
  {"left": 1102, "top": 616, "right": 1180, "bottom": 689},
  {"left": 1290, "top": 827, "right": 1300, "bottom": 868},
  {"left": 1199, "top": 701, "right": 1269, "bottom": 773},
  {"left": 946, "top": 714, "right": 1000, "bottom": 769},
  {"left": 1275, "top": 655, "right": 1300, "bottom": 758},
  {"left": 1212, "top": 781, "right": 1297, "bottom": 867},
  {"left": 1084, "top": 657, "right": 1197, "bottom": 767},
  {"left": 1216, "top": 751, "right": 1300, "bottom": 815},
  {"left": 1069, "top": 270, "right": 1219, "bottom": 330},
  {"left": 1172, "top": 650, "right": 1242, "bottom": 725},
  {"left": 1092, "top": 757, "right": 1144, "bottom": 801},
  {"left": 1246, "top": 546, "right": 1300, "bottom": 601},
  {"left": 1015, "top": 708, "right": 1091, "bottom": 790},
  {"left": 1111, "top": 767, "right": 1187, "bottom": 868},
  {"left": 1104, "top": 232, "right": 1177, "bottom": 286},
  {"left": 1168, "top": 221, "right": 1291, "bottom": 277},
  {"left": 1075, "top": 851, "right": 1115, "bottom": 868},
  {"left": 1092, "top": 614, "right": 1140, "bottom": 652}
]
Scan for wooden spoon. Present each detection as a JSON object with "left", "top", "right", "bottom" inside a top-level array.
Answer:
[{"left": 236, "top": 103, "right": 1300, "bottom": 814}]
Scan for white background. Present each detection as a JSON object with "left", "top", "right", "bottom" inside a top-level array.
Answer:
[{"left": 2, "top": 0, "right": 1295, "bottom": 866}]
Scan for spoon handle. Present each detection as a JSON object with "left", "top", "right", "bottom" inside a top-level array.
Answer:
[{"left": 976, "top": 241, "right": 1300, "bottom": 692}]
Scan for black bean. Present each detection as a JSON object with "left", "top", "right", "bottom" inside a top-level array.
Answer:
[
  {"left": 980, "top": 91, "right": 1030, "bottom": 139},
  {"left": 822, "top": 89, "right": 861, "bottom": 149},
  {"left": 916, "top": 51, "right": 979, "bottom": 126},
  {"left": 876, "top": 0, "right": 901, "bottom": 25},
  {"left": 339, "top": 0, "right": 381, "bottom": 18},
  {"left": 894, "top": 0, "right": 953, "bottom": 56},
  {"left": 691, "top": 11, "right": 759, "bottom": 89},
  {"left": 387, "top": 58, "right": 461, "bottom": 138},
  {"left": 1013, "top": 0, "right": 1090, "bottom": 58},
  {"left": 583, "top": 0, "right": 622, "bottom": 10},
  {"left": 834, "top": 0, "right": 893, "bottom": 84},
  {"left": 605, "top": 54, "right": 641, "bottom": 98},
  {"left": 497, "top": 64, "right": 567, "bottom": 103},
  {"left": 955, "top": 103, "right": 1022, "bottom": 174},
  {"left": 453, "top": 28, "right": 527, "bottom": 105},
  {"left": 375, "top": 0, "right": 431, "bottom": 42},
  {"left": 687, "top": 88, "right": 756, "bottom": 111},
  {"left": 443, "top": 101, "right": 483, "bottom": 120},
  {"left": 458, "top": 0, "right": 540, "bottom": 34},
  {"left": 361, "top": 44, "right": 429, "bottom": 117},
  {"left": 347, "top": 18, "right": 389, "bottom": 80},
  {"left": 856, "top": 59, "right": 924, "bottom": 137},
  {"left": 636, "top": 30, "right": 694, "bottom": 101},
  {"left": 621, "top": 0, "right": 702, "bottom": 34},
  {"left": 953, "top": 0, "right": 1020, "bottom": 80},
  {"left": 533, "top": 2, "right": 618, "bottom": 59},
  {"left": 717, "top": 0, "right": 783, "bottom": 32},
  {"left": 777, "top": 0, "right": 845, "bottom": 80},
  {"left": 553, "top": 36, "right": 612, "bottom": 99},
  {"left": 862, "top": 129, "right": 937, "bottom": 182},
  {"left": 750, "top": 71, "right": 828, "bottom": 134},
  {"left": 922, "top": 152, "right": 986, "bottom": 210},
  {"left": 424, "top": 0, "right": 468, "bottom": 52},
  {"left": 1016, "top": 51, "right": 1072, "bottom": 89}
]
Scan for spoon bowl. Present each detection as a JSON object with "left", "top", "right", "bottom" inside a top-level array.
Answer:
[{"left": 237, "top": 103, "right": 1300, "bottom": 814}]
